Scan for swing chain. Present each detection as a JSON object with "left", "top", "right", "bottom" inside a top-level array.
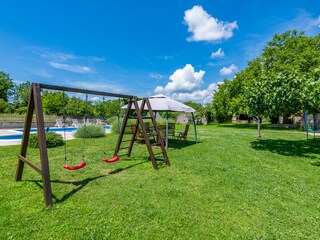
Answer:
[
  {"left": 62, "top": 91, "right": 67, "bottom": 164},
  {"left": 83, "top": 93, "right": 88, "bottom": 161}
]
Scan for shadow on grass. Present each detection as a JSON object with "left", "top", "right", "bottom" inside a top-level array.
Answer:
[
  {"left": 170, "top": 140, "right": 198, "bottom": 149},
  {"left": 250, "top": 139, "right": 320, "bottom": 162},
  {"left": 24, "top": 160, "right": 149, "bottom": 204},
  {"left": 108, "top": 160, "right": 149, "bottom": 174},
  {"left": 217, "top": 123, "right": 299, "bottom": 131},
  {"left": 27, "top": 175, "right": 105, "bottom": 204}
]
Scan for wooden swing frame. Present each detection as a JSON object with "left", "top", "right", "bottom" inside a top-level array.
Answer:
[{"left": 16, "top": 83, "right": 137, "bottom": 207}]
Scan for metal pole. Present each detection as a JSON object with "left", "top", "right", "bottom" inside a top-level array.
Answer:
[
  {"left": 166, "top": 111, "right": 169, "bottom": 149},
  {"left": 191, "top": 112, "right": 197, "bottom": 144}
]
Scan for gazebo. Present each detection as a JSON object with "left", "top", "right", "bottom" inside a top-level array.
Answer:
[{"left": 122, "top": 94, "right": 197, "bottom": 147}]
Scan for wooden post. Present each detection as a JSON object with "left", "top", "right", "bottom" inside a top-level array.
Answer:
[
  {"left": 33, "top": 83, "right": 53, "bottom": 207},
  {"left": 134, "top": 98, "right": 159, "bottom": 170},
  {"left": 16, "top": 87, "right": 35, "bottom": 181},
  {"left": 16, "top": 83, "right": 53, "bottom": 207}
]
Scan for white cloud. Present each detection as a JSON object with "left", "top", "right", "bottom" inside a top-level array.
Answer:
[
  {"left": 149, "top": 72, "right": 164, "bottom": 80},
  {"left": 211, "top": 48, "right": 225, "bottom": 59},
  {"left": 31, "top": 47, "right": 77, "bottom": 62},
  {"left": 171, "top": 83, "right": 219, "bottom": 104},
  {"left": 220, "top": 64, "right": 238, "bottom": 75},
  {"left": 90, "top": 96, "right": 100, "bottom": 103},
  {"left": 34, "top": 69, "right": 53, "bottom": 78},
  {"left": 184, "top": 5, "right": 238, "bottom": 42},
  {"left": 67, "top": 80, "right": 125, "bottom": 93},
  {"left": 48, "top": 62, "right": 92, "bottom": 74},
  {"left": 154, "top": 86, "right": 165, "bottom": 93},
  {"left": 155, "top": 64, "right": 205, "bottom": 94},
  {"left": 278, "top": 12, "right": 320, "bottom": 35}
]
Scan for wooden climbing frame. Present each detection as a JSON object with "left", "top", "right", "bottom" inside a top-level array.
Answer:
[{"left": 16, "top": 83, "right": 170, "bottom": 207}]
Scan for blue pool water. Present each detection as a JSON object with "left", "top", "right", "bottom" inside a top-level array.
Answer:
[{"left": 0, "top": 126, "right": 111, "bottom": 141}]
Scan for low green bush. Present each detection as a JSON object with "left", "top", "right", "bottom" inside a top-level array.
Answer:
[
  {"left": 29, "top": 132, "right": 64, "bottom": 148},
  {"left": 74, "top": 125, "right": 106, "bottom": 138},
  {"left": 109, "top": 116, "right": 120, "bottom": 134}
]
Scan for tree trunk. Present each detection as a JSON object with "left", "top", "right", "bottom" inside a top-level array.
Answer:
[{"left": 254, "top": 116, "right": 262, "bottom": 138}]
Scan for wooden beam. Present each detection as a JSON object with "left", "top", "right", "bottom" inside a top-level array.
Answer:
[
  {"left": 16, "top": 86, "right": 35, "bottom": 181},
  {"left": 33, "top": 83, "right": 53, "bottom": 207},
  {"left": 18, "top": 155, "right": 42, "bottom": 175},
  {"left": 38, "top": 83, "right": 133, "bottom": 99},
  {"left": 135, "top": 99, "right": 158, "bottom": 170}
]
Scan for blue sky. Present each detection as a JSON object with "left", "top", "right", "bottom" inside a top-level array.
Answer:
[{"left": 0, "top": 0, "right": 319, "bottom": 103}]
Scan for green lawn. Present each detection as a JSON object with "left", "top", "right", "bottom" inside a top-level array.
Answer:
[{"left": 1, "top": 125, "right": 320, "bottom": 239}]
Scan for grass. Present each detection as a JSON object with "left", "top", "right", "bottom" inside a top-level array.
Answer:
[{"left": 1, "top": 125, "right": 320, "bottom": 239}]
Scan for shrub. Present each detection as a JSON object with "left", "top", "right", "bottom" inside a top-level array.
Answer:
[
  {"left": 74, "top": 125, "right": 106, "bottom": 138},
  {"left": 0, "top": 98, "right": 7, "bottom": 113},
  {"left": 109, "top": 116, "right": 120, "bottom": 134},
  {"left": 15, "top": 107, "right": 27, "bottom": 115},
  {"left": 29, "top": 132, "right": 64, "bottom": 148}
]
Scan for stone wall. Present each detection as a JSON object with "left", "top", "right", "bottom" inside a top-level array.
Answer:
[{"left": 0, "top": 122, "right": 56, "bottom": 129}]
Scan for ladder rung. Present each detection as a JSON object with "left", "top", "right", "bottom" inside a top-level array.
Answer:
[
  {"left": 154, "top": 152, "right": 164, "bottom": 155},
  {"left": 128, "top": 116, "right": 137, "bottom": 119},
  {"left": 142, "top": 117, "right": 152, "bottom": 119},
  {"left": 118, "top": 154, "right": 128, "bottom": 157},
  {"left": 119, "top": 147, "right": 130, "bottom": 150}
]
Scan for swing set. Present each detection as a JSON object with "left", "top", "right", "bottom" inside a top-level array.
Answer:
[{"left": 16, "top": 83, "right": 170, "bottom": 207}]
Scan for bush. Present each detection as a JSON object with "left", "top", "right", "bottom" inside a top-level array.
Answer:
[
  {"left": 29, "top": 132, "right": 64, "bottom": 148},
  {"left": 15, "top": 107, "right": 27, "bottom": 115},
  {"left": 74, "top": 125, "right": 106, "bottom": 138},
  {"left": 0, "top": 98, "right": 7, "bottom": 113},
  {"left": 109, "top": 116, "right": 120, "bottom": 134}
]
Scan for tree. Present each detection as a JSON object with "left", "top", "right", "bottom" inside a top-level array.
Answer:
[
  {"left": 244, "top": 30, "right": 320, "bottom": 137},
  {"left": 13, "top": 81, "right": 31, "bottom": 108},
  {"left": 243, "top": 57, "right": 270, "bottom": 137},
  {"left": 260, "top": 30, "right": 320, "bottom": 117},
  {"left": 66, "top": 97, "right": 93, "bottom": 117},
  {"left": 0, "top": 98, "right": 7, "bottom": 113},
  {"left": 212, "top": 80, "right": 233, "bottom": 123},
  {"left": 0, "top": 71, "right": 15, "bottom": 102},
  {"left": 184, "top": 101, "right": 205, "bottom": 120},
  {"left": 42, "top": 91, "right": 69, "bottom": 115},
  {"left": 94, "top": 99, "right": 121, "bottom": 119}
]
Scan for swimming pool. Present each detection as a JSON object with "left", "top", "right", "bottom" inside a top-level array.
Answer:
[{"left": 0, "top": 125, "right": 112, "bottom": 141}]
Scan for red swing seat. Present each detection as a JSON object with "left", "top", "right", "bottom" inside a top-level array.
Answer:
[
  {"left": 63, "top": 161, "right": 86, "bottom": 170},
  {"left": 102, "top": 155, "right": 119, "bottom": 163}
]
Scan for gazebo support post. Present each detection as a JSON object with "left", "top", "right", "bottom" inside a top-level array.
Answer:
[
  {"left": 191, "top": 112, "right": 197, "bottom": 144},
  {"left": 166, "top": 111, "right": 169, "bottom": 148}
]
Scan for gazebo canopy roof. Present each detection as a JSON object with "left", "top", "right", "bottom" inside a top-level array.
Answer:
[{"left": 122, "top": 94, "right": 196, "bottom": 113}]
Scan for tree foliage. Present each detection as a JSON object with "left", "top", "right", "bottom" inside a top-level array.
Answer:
[
  {"left": 42, "top": 91, "right": 69, "bottom": 115},
  {"left": 211, "top": 30, "right": 320, "bottom": 136},
  {"left": 0, "top": 71, "right": 15, "bottom": 102},
  {"left": 13, "top": 81, "right": 31, "bottom": 108}
]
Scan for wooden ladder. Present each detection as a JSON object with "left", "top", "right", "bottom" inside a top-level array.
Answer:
[{"left": 113, "top": 97, "right": 170, "bottom": 170}]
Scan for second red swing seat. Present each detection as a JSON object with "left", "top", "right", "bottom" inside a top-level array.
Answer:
[
  {"left": 102, "top": 155, "right": 120, "bottom": 163},
  {"left": 63, "top": 161, "right": 86, "bottom": 170}
]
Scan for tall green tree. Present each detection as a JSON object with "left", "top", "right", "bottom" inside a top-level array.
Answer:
[
  {"left": 212, "top": 80, "right": 231, "bottom": 123},
  {"left": 94, "top": 99, "right": 121, "bottom": 119},
  {"left": 0, "top": 71, "right": 15, "bottom": 102},
  {"left": 42, "top": 91, "right": 69, "bottom": 115},
  {"left": 0, "top": 98, "right": 7, "bottom": 113},
  {"left": 66, "top": 97, "right": 93, "bottom": 117},
  {"left": 13, "top": 81, "right": 31, "bottom": 108},
  {"left": 243, "top": 57, "right": 270, "bottom": 137},
  {"left": 260, "top": 30, "right": 320, "bottom": 116},
  {"left": 243, "top": 30, "right": 320, "bottom": 137}
]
